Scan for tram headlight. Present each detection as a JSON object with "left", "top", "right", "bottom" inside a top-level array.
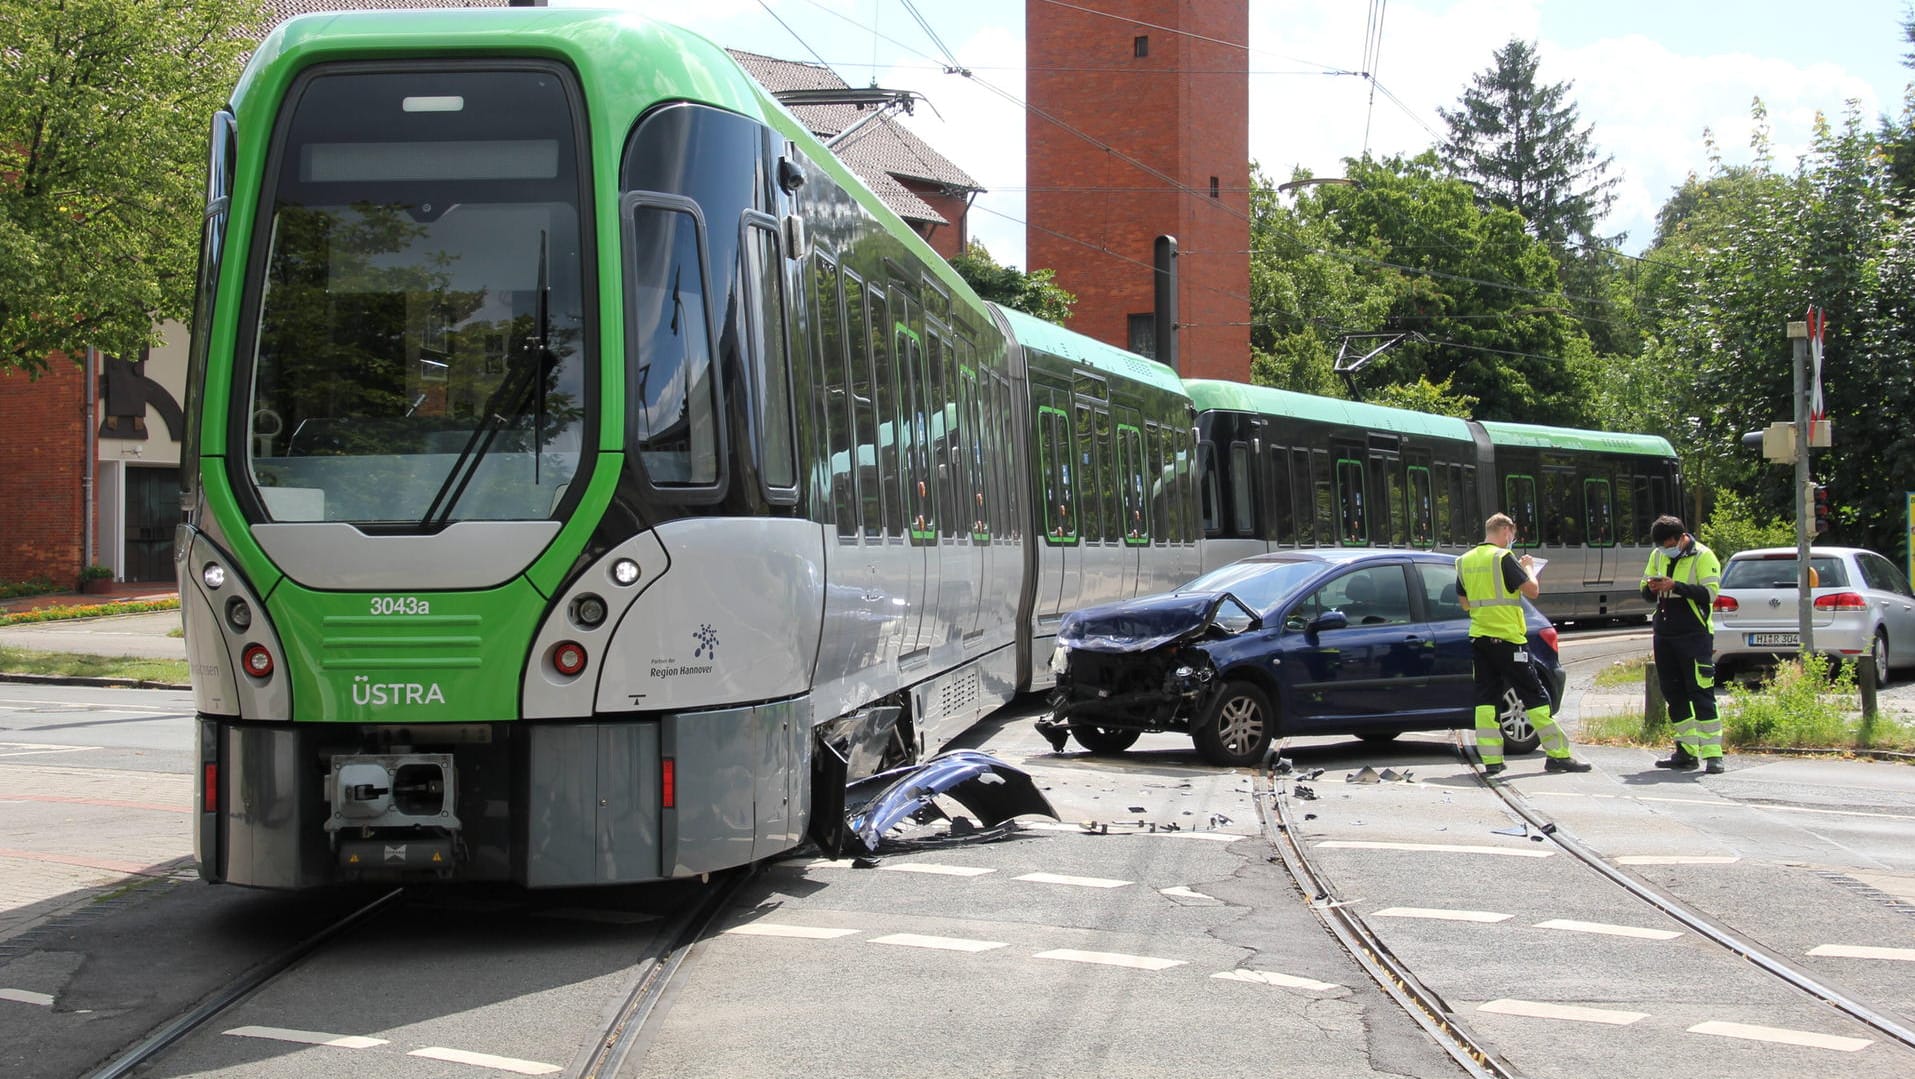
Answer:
[
  {"left": 225, "top": 597, "right": 252, "bottom": 631},
  {"left": 572, "top": 594, "right": 607, "bottom": 629},
  {"left": 611, "top": 558, "right": 641, "bottom": 586},
  {"left": 202, "top": 563, "right": 226, "bottom": 590}
]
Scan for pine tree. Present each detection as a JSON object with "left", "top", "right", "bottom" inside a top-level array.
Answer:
[{"left": 1438, "top": 39, "right": 1621, "bottom": 253}]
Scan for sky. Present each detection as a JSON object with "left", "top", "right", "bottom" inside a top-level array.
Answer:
[{"left": 560, "top": 0, "right": 1915, "bottom": 268}]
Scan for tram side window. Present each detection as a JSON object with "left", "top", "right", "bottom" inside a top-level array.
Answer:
[
  {"left": 844, "top": 276, "right": 883, "bottom": 537},
  {"left": 812, "top": 257, "right": 856, "bottom": 538},
  {"left": 1383, "top": 459, "right": 1406, "bottom": 546},
  {"left": 1312, "top": 449, "right": 1334, "bottom": 545},
  {"left": 1649, "top": 475, "right": 1670, "bottom": 533},
  {"left": 1040, "top": 405, "right": 1075, "bottom": 542},
  {"left": 1231, "top": 442, "right": 1254, "bottom": 537},
  {"left": 1119, "top": 426, "right": 1147, "bottom": 543},
  {"left": 627, "top": 203, "right": 718, "bottom": 487},
  {"left": 1505, "top": 475, "right": 1539, "bottom": 548},
  {"left": 1173, "top": 430, "right": 1192, "bottom": 543},
  {"left": 1409, "top": 466, "right": 1434, "bottom": 547},
  {"left": 1095, "top": 407, "right": 1119, "bottom": 542},
  {"left": 1433, "top": 464, "right": 1454, "bottom": 546},
  {"left": 870, "top": 288, "right": 904, "bottom": 537},
  {"left": 1585, "top": 478, "right": 1614, "bottom": 546},
  {"left": 1148, "top": 424, "right": 1166, "bottom": 543},
  {"left": 1336, "top": 457, "right": 1367, "bottom": 545},
  {"left": 743, "top": 219, "right": 796, "bottom": 495},
  {"left": 1612, "top": 471, "right": 1633, "bottom": 547},
  {"left": 1542, "top": 468, "right": 1579, "bottom": 545},
  {"left": 1199, "top": 441, "right": 1220, "bottom": 536},
  {"left": 1292, "top": 448, "right": 1313, "bottom": 546},
  {"left": 1268, "top": 446, "right": 1294, "bottom": 545}
]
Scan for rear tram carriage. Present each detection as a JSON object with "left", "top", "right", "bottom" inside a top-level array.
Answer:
[{"left": 180, "top": 8, "right": 1678, "bottom": 889}]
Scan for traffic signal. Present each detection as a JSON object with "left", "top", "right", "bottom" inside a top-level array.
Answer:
[{"left": 1812, "top": 483, "right": 1831, "bottom": 535}]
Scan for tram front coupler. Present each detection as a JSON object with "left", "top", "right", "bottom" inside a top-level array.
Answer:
[{"left": 324, "top": 752, "right": 463, "bottom": 872}]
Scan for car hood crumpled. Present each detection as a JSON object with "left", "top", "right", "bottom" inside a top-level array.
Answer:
[{"left": 1057, "top": 591, "right": 1224, "bottom": 653}]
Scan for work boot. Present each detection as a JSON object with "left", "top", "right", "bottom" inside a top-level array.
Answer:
[
  {"left": 1654, "top": 751, "right": 1698, "bottom": 770},
  {"left": 1482, "top": 763, "right": 1506, "bottom": 776},
  {"left": 1544, "top": 757, "right": 1593, "bottom": 773},
  {"left": 1704, "top": 758, "right": 1725, "bottom": 774}
]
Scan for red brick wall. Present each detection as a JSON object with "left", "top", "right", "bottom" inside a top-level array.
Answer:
[
  {"left": 903, "top": 181, "right": 972, "bottom": 261},
  {"left": 0, "top": 354, "right": 89, "bottom": 584},
  {"left": 1025, "top": 0, "right": 1249, "bottom": 381}
]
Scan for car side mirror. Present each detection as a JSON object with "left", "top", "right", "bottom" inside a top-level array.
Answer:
[{"left": 1309, "top": 610, "right": 1349, "bottom": 634}]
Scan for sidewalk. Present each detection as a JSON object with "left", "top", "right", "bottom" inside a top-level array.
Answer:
[{"left": 0, "top": 584, "right": 187, "bottom": 667}]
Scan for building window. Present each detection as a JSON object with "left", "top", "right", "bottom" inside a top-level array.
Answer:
[
  {"left": 1133, "top": 35, "right": 1148, "bottom": 58},
  {"left": 1209, "top": 176, "right": 1220, "bottom": 199},
  {"left": 1127, "top": 314, "right": 1155, "bottom": 358}
]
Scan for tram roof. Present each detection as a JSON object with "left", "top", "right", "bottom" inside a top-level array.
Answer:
[
  {"left": 1181, "top": 380, "right": 1475, "bottom": 442},
  {"left": 995, "top": 306, "right": 1186, "bottom": 396},
  {"left": 1476, "top": 419, "right": 1675, "bottom": 457}
]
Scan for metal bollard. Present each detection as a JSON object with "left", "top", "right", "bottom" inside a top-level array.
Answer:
[{"left": 1642, "top": 659, "right": 1666, "bottom": 736}]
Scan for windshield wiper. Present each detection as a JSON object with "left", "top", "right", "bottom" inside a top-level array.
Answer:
[{"left": 421, "top": 231, "right": 553, "bottom": 530}]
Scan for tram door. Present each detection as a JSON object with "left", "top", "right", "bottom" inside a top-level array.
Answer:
[{"left": 1583, "top": 478, "right": 1615, "bottom": 586}]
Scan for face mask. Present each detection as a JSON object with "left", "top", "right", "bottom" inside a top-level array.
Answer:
[{"left": 1659, "top": 544, "right": 1681, "bottom": 560}]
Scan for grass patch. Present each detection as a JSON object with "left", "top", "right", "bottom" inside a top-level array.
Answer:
[
  {"left": 1592, "top": 656, "right": 1649, "bottom": 689},
  {"left": 1575, "top": 653, "right": 1915, "bottom": 753},
  {"left": 0, "top": 598, "right": 180, "bottom": 626},
  {"left": 0, "top": 646, "right": 189, "bottom": 684}
]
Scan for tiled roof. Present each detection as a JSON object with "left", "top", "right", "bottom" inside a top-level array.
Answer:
[{"left": 728, "top": 50, "right": 982, "bottom": 225}]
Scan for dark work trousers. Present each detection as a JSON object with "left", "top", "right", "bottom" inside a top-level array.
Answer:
[
  {"left": 1470, "top": 637, "right": 1568, "bottom": 763},
  {"left": 1653, "top": 633, "right": 1721, "bottom": 759}
]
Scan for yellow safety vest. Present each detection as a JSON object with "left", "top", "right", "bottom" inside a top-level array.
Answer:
[
  {"left": 1460, "top": 543, "right": 1526, "bottom": 644},
  {"left": 1642, "top": 543, "right": 1720, "bottom": 634}
]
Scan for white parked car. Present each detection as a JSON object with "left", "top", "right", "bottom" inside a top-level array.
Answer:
[{"left": 1711, "top": 546, "right": 1915, "bottom": 684}]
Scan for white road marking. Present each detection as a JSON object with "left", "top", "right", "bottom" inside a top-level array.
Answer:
[
  {"left": 409, "top": 1047, "right": 562, "bottom": 1075},
  {"left": 881, "top": 863, "right": 995, "bottom": 877},
  {"left": 1534, "top": 919, "right": 1682, "bottom": 941},
  {"left": 1315, "top": 840, "right": 1552, "bottom": 858},
  {"left": 1015, "top": 871, "right": 1132, "bottom": 889},
  {"left": 223, "top": 1026, "right": 387, "bottom": 1049},
  {"left": 1809, "top": 944, "right": 1915, "bottom": 962},
  {"left": 869, "top": 933, "right": 1008, "bottom": 952},
  {"left": 1022, "top": 821, "right": 1245, "bottom": 841},
  {"left": 1212, "top": 969, "right": 1342, "bottom": 992},
  {"left": 1527, "top": 790, "right": 1915, "bottom": 823},
  {"left": 1160, "top": 885, "right": 1217, "bottom": 901},
  {"left": 1373, "top": 907, "right": 1513, "bottom": 923},
  {"left": 1616, "top": 855, "right": 1740, "bottom": 865},
  {"left": 1033, "top": 949, "right": 1186, "bottom": 971},
  {"left": 0, "top": 744, "right": 94, "bottom": 758},
  {"left": 1478, "top": 999, "right": 1648, "bottom": 1025},
  {"left": 723, "top": 923, "right": 860, "bottom": 940},
  {"left": 1687, "top": 1020, "right": 1872, "bottom": 1052},
  {"left": 1, "top": 988, "right": 54, "bottom": 1007}
]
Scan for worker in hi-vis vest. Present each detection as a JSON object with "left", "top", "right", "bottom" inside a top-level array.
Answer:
[
  {"left": 1456, "top": 513, "right": 1591, "bottom": 776},
  {"left": 1640, "top": 514, "right": 1726, "bottom": 773}
]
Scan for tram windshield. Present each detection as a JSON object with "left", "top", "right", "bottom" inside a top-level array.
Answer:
[{"left": 243, "top": 67, "right": 590, "bottom": 526}]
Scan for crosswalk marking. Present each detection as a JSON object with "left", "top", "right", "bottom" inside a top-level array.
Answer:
[
  {"left": 1015, "top": 871, "right": 1131, "bottom": 889},
  {"left": 409, "top": 1047, "right": 562, "bottom": 1075},
  {"left": 1808, "top": 944, "right": 1915, "bottom": 962},
  {"left": 224, "top": 1026, "right": 387, "bottom": 1049},
  {"left": 1315, "top": 840, "right": 1552, "bottom": 858},
  {"left": 1033, "top": 949, "right": 1185, "bottom": 971},
  {"left": 723, "top": 923, "right": 860, "bottom": 940},
  {"left": 1373, "top": 907, "right": 1512, "bottom": 923},
  {"left": 1687, "top": 1020, "right": 1872, "bottom": 1052},
  {"left": 1, "top": 988, "right": 55, "bottom": 1007},
  {"left": 1534, "top": 918, "right": 1681, "bottom": 941},
  {"left": 1212, "top": 969, "right": 1341, "bottom": 992},
  {"left": 881, "top": 863, "right": 995, "bottom": 877},
  {"left": 1478, "top": 999, "right": 1647, "bottom": 1025},
  {"left": 869, "top": 933, "right": 1007, "bottom": 952},
  {"left": 1616, "top": 855, "right": 1739, "bottom": 865}
]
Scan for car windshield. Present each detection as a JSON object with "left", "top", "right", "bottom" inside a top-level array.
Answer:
[
  {"left": 1178, "top": 560, "right": 1326, "bottom": 614},
  {"left": 1721, "top": 556, "right": 1848, "bottom": 589}
]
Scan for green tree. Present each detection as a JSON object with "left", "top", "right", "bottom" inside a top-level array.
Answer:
[
  {"left": 949, "top": 242, "right": 1075, "bottom": 325},
  {"left": 1438, "top": 39, "right": 1621, "bottom": 253},
  {"left": 1251, "top": 154, "right": 1595, "bottom": 424},
  {"left": 0, "top": 0, "right": 259, "bottom": 375}
]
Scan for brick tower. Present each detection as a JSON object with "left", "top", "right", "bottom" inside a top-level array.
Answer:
[{"left": 1025, "top": 0, "right": 1249, "bottom": 381}]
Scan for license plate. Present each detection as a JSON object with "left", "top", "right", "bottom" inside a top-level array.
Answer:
[{"left": 1747, "top": 632, "right": 1798, "bottom": 646}]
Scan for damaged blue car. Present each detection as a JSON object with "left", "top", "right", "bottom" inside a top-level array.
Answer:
[{"left": 1040, "top": 551, "right": 1565, "bottom": 766}]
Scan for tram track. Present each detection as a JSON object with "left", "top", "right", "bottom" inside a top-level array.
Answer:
[
  {"left": 82, "top": 887, "right": 408, "bottom": 1079},
  {"left": 1456, "top": 734, "right": 1915, "bottom": 1054}
]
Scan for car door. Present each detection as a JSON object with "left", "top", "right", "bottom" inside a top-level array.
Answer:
[
  {"left": 1412, "top": 560, "right": 1476, "bottom": 725},
  {"left": 1276, "top": 563, "right": 1433, "bottom": 727},
  {"left": 1861, "top": 553, "right": 1915, "bottom": 668}
]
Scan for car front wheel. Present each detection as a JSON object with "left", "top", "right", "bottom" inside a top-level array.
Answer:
[
  {"left": 1071, "top": 723, "right": 1142, "bottom": 755},
  {"left": 1193, "top": 681, "right": 1275, "bottom": 767}
]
